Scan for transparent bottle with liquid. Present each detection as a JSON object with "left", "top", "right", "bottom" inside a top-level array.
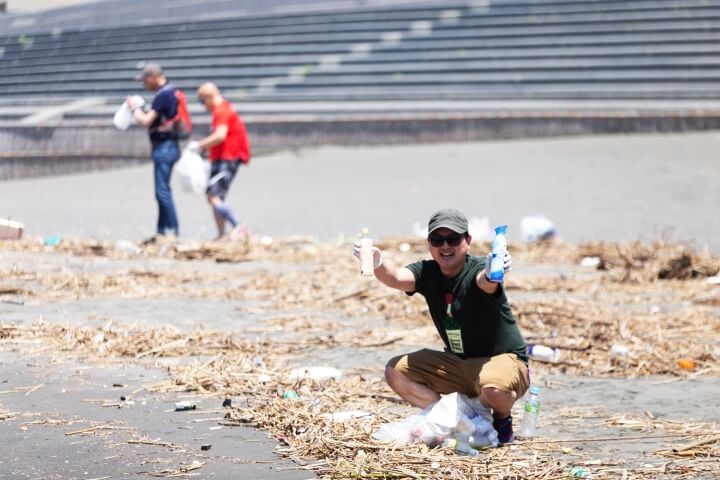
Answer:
[
  {"left": 519, "top": 386, "right": 541, "bottom": 437},
  {"left": 358, "top": 228, "right": 374, "bottom": 276},
  {"left": 488, "top": 225, "right": 508, "bottom": 282}
]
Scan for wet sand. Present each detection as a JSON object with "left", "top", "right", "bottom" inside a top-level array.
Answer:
[{"left": 1, "top": 132, "right": 719, "bottom": 251}]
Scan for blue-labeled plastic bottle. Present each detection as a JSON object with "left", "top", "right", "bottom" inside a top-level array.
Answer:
[{"left": 488, "top": 225, "right": 508, "bottom": 282}]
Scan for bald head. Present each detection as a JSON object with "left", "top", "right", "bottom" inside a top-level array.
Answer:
[{"left": 197, "top": 82, "right": 223, "bottom": 112}]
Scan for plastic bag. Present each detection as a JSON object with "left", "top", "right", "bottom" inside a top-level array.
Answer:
[
  {"left": 520, "top": 215, "right": 557, "bottom": 242},
  {"left": 176, "top": 148, "right": 209, "bottom": 194},
  {"left": 372, "top": 392, "right": 498, "bottom": 449},
  {"left": 112, "top": 95, "right": 144, "bottom": 130}
]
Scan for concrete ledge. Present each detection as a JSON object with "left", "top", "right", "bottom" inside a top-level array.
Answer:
[{"left": 2, "top": 110, "right": 720, "bottom": 179}]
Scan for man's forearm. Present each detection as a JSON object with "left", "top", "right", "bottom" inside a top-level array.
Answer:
[{"left": 374, "top": 260, "right": 413, "bottom": 291}]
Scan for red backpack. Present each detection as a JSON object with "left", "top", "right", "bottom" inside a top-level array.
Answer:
[{"left": 160, "top": 88, "right": 192, "bottom": 139}]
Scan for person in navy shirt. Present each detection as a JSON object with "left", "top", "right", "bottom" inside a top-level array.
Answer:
[{"left": 126, "top": 63, "right": 181, "bottom": 241}]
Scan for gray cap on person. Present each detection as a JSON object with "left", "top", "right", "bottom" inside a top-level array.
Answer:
[
  {"left": 427, "top": 208, "right": 468, "bottom": 235},
  {"left": 135, "top": 63, "right": 163, "bottom": 81}
]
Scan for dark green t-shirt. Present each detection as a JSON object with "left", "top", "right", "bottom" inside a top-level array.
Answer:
[{"left": 406, "top": 254, "right": 528, "bottom": 363}]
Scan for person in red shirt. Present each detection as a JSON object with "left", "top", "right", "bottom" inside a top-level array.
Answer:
[{"left": 187, "top": 82, "right": 251, "bottom": 239}]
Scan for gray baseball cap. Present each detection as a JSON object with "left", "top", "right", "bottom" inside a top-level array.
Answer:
[
  {"left": 135, "top": 63, "right": 163, "bottom": 81},
  {"left": 427, "top": 208, "right": 468, "bottom": 235}
]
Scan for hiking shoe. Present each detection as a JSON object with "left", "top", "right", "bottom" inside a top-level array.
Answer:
[{"left": 493, "top": 415, "right": 514, "bottom": 445}]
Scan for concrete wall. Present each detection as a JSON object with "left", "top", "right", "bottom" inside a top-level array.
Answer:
[{"left": 2, "top": 112, "right": 720, "bottom": 179}]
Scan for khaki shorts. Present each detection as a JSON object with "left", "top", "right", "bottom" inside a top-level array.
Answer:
[{"left": 387, "top": 349, "right": 529, "bottom": 398}]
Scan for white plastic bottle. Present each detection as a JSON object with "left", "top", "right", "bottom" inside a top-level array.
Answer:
[
  {"left": 488, "top": 225, "right": 508, "bottom": 282},
  {"left": 359, "top": 228, "right": 374, "bottom": 276},
  {"left": 528, "top": 344, "right": 561, "bottom": 362},
  {"left": 518, "top": 386, "right": 541, "bottom": 437}
]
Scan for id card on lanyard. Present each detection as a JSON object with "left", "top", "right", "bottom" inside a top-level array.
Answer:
[{"left": 444, "top": 293, "right": 464, "bottom": 354}]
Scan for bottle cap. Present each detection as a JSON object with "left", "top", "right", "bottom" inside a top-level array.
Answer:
[
  {"left": 529, "top": 386, "right": 541, "bottom": 395},
  {"left": 494, "top": 225, "right": 508, "bottom": 234}
]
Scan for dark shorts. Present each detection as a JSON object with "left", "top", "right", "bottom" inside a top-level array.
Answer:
[{"left": 206, "top": 160, "right": 241, "bottom": 199}]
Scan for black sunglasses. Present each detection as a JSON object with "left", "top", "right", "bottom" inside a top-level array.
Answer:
[{"left": 428, "top": 232, "right": 465, "bottom": 247}]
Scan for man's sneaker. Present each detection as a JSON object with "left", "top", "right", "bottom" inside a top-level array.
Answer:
[
  {"left": 228, "top": 224, "right": 249, "bottom": 240},
  {"left": 493, "top": 415, "right": 514, "bottom": 445}
]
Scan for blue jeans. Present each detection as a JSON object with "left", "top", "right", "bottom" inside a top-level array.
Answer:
[{"left": 151, "top": 140, "right": 180, "bottom": 236}]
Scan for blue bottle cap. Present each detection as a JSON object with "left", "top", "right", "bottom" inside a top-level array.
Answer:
[
  {"left": 494, "top": 225, "right": 508, "bottom": 235},
  {"left": 529, "top": 386, "right": 541, "bottom": 395}
]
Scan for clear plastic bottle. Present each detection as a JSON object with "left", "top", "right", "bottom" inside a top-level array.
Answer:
[
  {"left": 528, "top": 344, "right": 561, "bottom": 362},
  {"left": 442, "top": 438, "right": 479, "bottom": 457},
  {"left": 488, "top": 225, "right": 508, "bottom": 282},
  {"left": 518, "top": 386, "right": 541, "bottom": 437},
  {"left": 358, "top": 228, "right": 374, "bottom": 276}
]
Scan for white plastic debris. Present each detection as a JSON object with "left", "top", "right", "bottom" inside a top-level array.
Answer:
[
  {"left": 580, "top": 256, "right": 601, "bottom": 267},
  {"left": 399, "top": 242, "right": 411, "bottom": 252},
  {"left": 372, "top": 392, "right": 498, "bottom": 449},
  {"left": 322, "top": 410, "right": 372, "bottom": 422},
  {"left": 520, "top": 215, "right": 557, "bottom": 242},
  {"left": 260, "top": 235, "right": 274, "bottom": 246},
  {"left": 707, "top": 276, "right": 720, "bottom": 285},
  {"left": 287, "top": 366, "right": 343, "bottom": 381},
  {"left": 115, "top": 239, "right": 141, "bottom": 255},
  {"left": 610, "top": 344, "right": 631, "bottom": 357}
]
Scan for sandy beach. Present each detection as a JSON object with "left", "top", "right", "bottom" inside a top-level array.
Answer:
[{"left": 1, "top": 132, "right": 719, "bottom": 478}]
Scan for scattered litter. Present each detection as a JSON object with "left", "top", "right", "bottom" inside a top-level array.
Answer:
[
  {"left": 282, "top": 390, "right": 299, "bottom": 400},
  {"left": 521, "top": 215, "right": 557, "bottom": 242},
  {"left": 222, "top": 398, "right": 232, "bottom": 408},
  {"left": 0, "top": 218, "right": 24, "bottom": 240},
  {"left": 568, "top": 466, "right": 592, "bottom": 478},
  {"left": 287, "top": 366, "right": 342, "bottom": 381},
  {"left": 610, "top": 345, "right": 631, "bottom": 357},
  {"left": 200, "top": 444, "right": 212, "bottom": 451},
  {"left": 260, "top": 235, "right": 274, "bottom": 246},
  {"left": 580, "top": 256, "right": 601, "bottom": 267},
  {"left": 372, "top": 392, "right": 498, "bottom": 449},
  {"left": 707, "top": 276, "right": 720, "bottom": 285},
  {"left": 528, "top": 344, "right": 561, "bottom": 362},
  {"left": 115, "top": 239, "right": 141, "bottom": 255},
  {"left": 677, "top": 358, "right": 696, "bottom": 370},
  {"left": 43, "top": 235, "right": 61, "bottom": 247},
  {"left": 399, "top": 242, "right": 410, "bottom": 252},
  {"left": 175, "top": 401, "right": 197, "bottom": 411},
  {"left": 321, "top": 410, "right": 372, "bottom": 422},
  {"left": 252, "top": 355, "right": 266, "bottom": 368},
  {"left": 649, "top": 305, "right": 661, "bottom": 314}
]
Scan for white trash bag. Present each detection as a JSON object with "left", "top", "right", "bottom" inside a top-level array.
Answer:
[
  {"left": 372, "top": 392, "right": 498, "bottom": 449},
  {"left": 112, "top": 95, "right": 145, "bottom": 130},
  {"left": 176, "top": 148, "right": 209, "bottom": 194},
  {"left": 520, "top": 215, "right": 557, "bottom": 243}
]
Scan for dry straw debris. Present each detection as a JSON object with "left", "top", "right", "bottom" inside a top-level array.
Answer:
[{"left": 1, "top": 235, "right": 719, "bottom": 478}]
